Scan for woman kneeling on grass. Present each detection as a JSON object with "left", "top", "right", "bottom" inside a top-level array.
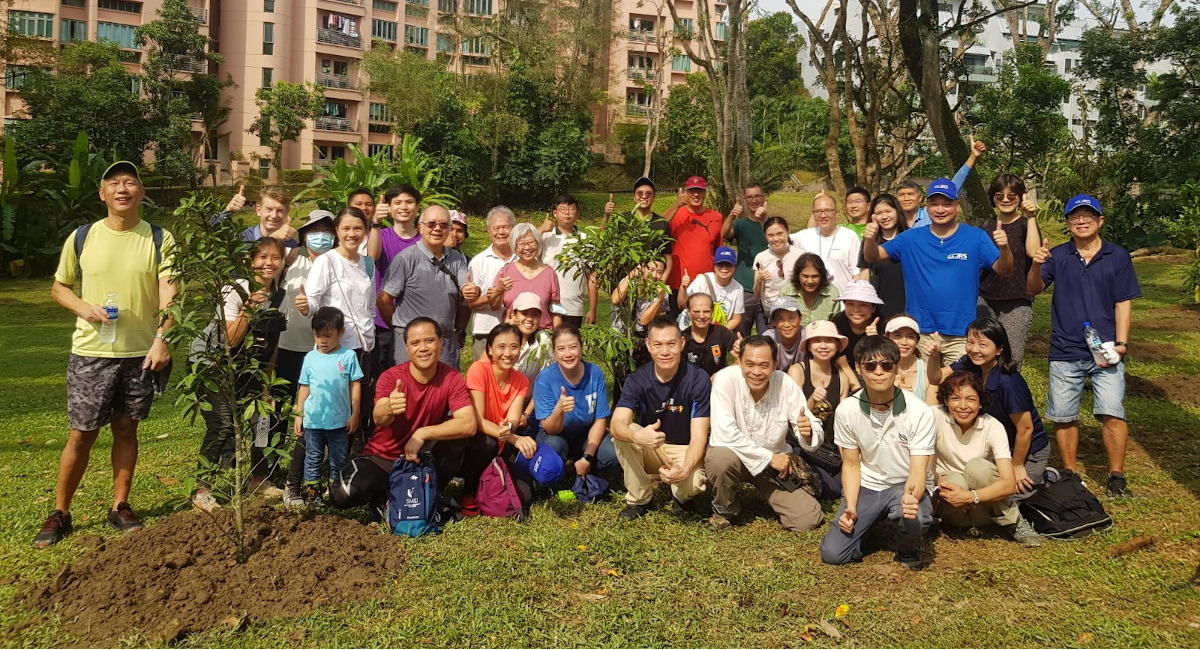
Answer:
[
  {"left": 532, "top": 325, "right": 618, "bottom": 478},
  {"left": 932, "top": 371, "right": 1042, "bottom": 547}
]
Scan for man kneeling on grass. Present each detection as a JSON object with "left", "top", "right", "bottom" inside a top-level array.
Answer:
[
  {"left": 706, "top": 335, "right": 825, "bottom": 531},
  {"left": 819, "top": 336, "right": 936, "bottom": 569}
]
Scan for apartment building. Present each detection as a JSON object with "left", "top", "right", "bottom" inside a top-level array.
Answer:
[{"left": 3, "top": 0, "right": 726, "bottom": 178}]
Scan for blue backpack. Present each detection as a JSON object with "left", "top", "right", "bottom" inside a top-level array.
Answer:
[{"left": 386, "top": 458, "right": 443, "bottom": 537}]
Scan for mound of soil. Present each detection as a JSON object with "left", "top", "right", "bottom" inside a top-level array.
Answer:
[
  {"left": 24, "top": 505, "right": 404, "bottom": 645},
  {"left": 1127, "top": 374, "right": 1200, "bottom": 405}
]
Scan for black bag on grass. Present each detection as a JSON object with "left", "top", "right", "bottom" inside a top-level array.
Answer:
[{"left": 1019, "top": 474, "right": 1113, "bottom": 539}]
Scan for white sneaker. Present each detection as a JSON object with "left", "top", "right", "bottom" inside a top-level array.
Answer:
[
  {"left": 249, "top": 478, "right": 285, "bottom": 499},
  {"left": 192, "top": 488, "right": 220, "bottom": 513},
  {"left": 282, "top": 483, "right": 305, "bottom": 508}
]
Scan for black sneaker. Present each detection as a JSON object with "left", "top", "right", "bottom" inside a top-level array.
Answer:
[
  {"left": 106, "top": 503, "right": 143, "bottom": 533},
  {"left": 34, "top": 510, "right": 72, "bottom": 549},
  {"left": 617, "top": 503, "right": 649, "bottom": 521},
  {"left": 895, "top": 549, "right": 925, "bottom": 570},
  {"left": 1106, "top": 474, "right": 1135, "bottom": 498}
]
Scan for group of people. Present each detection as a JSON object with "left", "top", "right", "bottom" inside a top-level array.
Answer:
[{"left": 34, "top": 145, "right": 1142, "bottom": 569}]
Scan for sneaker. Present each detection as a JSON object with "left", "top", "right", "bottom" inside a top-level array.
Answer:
[
  {"left": 895, "top": 550, "right": 925, "bottom": 570},
  {"left": 191, "top": 488, "right": 221, "bottom": 513},
  {"left": 708, "top": 513, "right": 732, "bottom": 530},
  {"left": 1011, "top": 516, "right": 1043, "bottom": 547},
  {"left": 106, "top": 502, "right": 144, "bottom": 533},
  {"left": 33, "top": 510, "right": 72, "bottom": 549},
  {"left": 617, "top": 503, "right": 649, "bottom": 521},
  {"left": 249, "top": 477, "right": 285, "bottom": 500},
  {"left": 282, "top": 483, "right": 305, "bottom": 508},
  {"left": 303, "top": 483, "right": 325, "bottom": 507},
  {"left": 1043, "top": 466, "right": 1061, "bottom": 484},
  {"left": 1105, "top": 474, "right": 1135, "bottom": 498}
]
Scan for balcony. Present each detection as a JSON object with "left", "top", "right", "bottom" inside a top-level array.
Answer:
[
  {"left": 627, "top": 68, "right": 656, "bottom": 81},
  {"left": 625, "top": 104, "right": 649, "bottom": 117},
  {"left": 316, "top": 72, "right": 359, "bottom": 90},
  {"left": 176, "top": 57, "right": 209, "bottom": 73},
  {"left": 315, "top": 116, "right": 359, "bottom": 131},
  {"left": 317, "top": 28, "right": 363, "bottom": 49},
  {"left": 190, "top": 6, "right": 208, "bottom": 23},
  {"left": 325, "top": 0, "right": 363, "bottom": 4},
  {"left": 368, "top": 122, "right": 392, "bottom": 134},
  {"left": 628, "top": 31, "right": 657, "bottom": 44}
]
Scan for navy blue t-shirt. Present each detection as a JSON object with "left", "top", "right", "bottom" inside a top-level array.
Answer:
[
  {"left": 951, "top": 357, "right": 1048, "bottom": 455},
  {"left": 616, "top": 361, "right": 712, "bottom": 445},
  {"left": 881, "top": 224, "right": 999, "bottom": 336},
  {"left": 1039, "top": 240, "right": 1141, "bottom": 362}
]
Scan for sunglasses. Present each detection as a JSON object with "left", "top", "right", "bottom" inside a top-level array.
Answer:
[
  {"left": 861, "top": 360, "right": 896, "bottom": 372},
  {"left": 423, "top": 221, "right": 450, "bottom": 230}
]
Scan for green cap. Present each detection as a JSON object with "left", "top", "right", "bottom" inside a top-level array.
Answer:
[{"left": 102, "top": 161, "right": 143, "bottom": 184}]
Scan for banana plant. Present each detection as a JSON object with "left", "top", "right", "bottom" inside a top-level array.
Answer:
[{"left": 296, "top": 136, "right": 457, "bottom": 212}]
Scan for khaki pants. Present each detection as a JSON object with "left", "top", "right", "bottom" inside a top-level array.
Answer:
[
  {"left": 935, "top": 457, "right": 1020, "bottom": 528},
  {"left": 705, "top": 446, "right": 823, "bottom": 531},
  {"left": 921, "top": 333, "right": 966, "bottom": 368},
  {"left": 613, "top": 427, "right": 706, "bottom": 506}
]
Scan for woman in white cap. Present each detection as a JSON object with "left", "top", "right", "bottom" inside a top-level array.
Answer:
[
  {"left": 884, "top": 314, "right": 935, "bottom": 404},
  {"left": 782, "top": 253, "right": 842, "bottom": 326},
  {"left": 508, "top": 292, "right": 554, "bottom": 386},
  {"left": 761, "top": 296, "right": 805, "bottom": 371},
  {"left": 787, "top": 320, "right": 858, "bottom": 500},
  {"left": 831, "top": 280, "right": 883, "bottom": 367}
]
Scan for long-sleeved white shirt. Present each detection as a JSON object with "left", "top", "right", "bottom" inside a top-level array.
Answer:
[{"left": 709, "top": 366, "right": 823, "bottom": 475}]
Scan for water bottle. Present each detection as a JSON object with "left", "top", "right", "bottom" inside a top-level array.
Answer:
[
  {"left": 1082, "top": 321, "right": 1108, "bottom": 365},
  {"left": 99, "top": 292, "right": 118, "bottom": 343}
]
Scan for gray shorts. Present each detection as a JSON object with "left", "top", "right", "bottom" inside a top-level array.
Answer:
[{"left": 67, "top": 354, "right": 154, "bottom": 431}]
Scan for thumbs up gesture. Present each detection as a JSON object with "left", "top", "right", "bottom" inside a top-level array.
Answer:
[
  {"left": 681, "top": 269, "right": 691, "bottom": 289},
  {"left": 388, "top": 383, "right": 406, "bottom": 416},
  {"left": 295, "top": 283, "right": 309, "bottom": 316},
  {"left": 729, "top": 201, "right": 744, "bottom": 219},
  {"left": 225, "top": 184, "right": 247, "bottom": 213},
  {"left": 919, "top": 332, "right": 942, "bottom": 357},
  {"left": 1021, "top": 195, "right": 1038, "bottom": 217},
  {"left": 865, "top": 317, "right": 880, "bottom": 336},
  {"left": 556, "top": 386, "right": 575, "bottom": 414},
  {"left": 755, "top": 200, "right": 769, "bottom": 220},
  {"left": 604, "top": 193, "right": 616, "bottom": 217},
  {"left": 969, "top": 134, "right": 987, "bottom": 159},
  {"left": 991, "top": 220, "right": 1009, "bottom": 249},
  {"left": 863, "top": 220, "right": 879, "bottom": 240},
  {"left": 1032, "top": 237, "right": 1052, "bottom": 264}
]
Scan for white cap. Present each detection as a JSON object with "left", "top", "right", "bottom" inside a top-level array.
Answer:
[{"left": 884, "top": 316, "right": 921, "bottom": 335}]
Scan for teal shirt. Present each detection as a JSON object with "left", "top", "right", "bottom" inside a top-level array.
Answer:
[{"left": 729, "top": 218, "right": 768, "bottom": 291}]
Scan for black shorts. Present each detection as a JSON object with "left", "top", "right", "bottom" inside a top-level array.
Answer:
[{"left": 66, "top": 354, "right": 154, "bottom": 431}]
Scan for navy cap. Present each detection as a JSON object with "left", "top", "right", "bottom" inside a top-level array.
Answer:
[
  {"left": 513, "top": 443, "right": 565, "bottom": 486},
  {"left": 633, "top": 176, "right": 655, "bottom": 192},
  {"left": 1064, "top": 194, "right": 1102, "bottom": 217},
  {"left": 926, "top": 178, "right": 957, "bottom": 201},
  {"left": 714, "top": 246, "right": 736, "bottom": 265}
]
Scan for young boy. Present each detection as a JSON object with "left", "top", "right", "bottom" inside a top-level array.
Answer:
[{"left": 293, "top": 307, "right": 363, "bottom": 504}]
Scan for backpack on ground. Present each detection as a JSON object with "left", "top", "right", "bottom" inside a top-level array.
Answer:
[
  {"left": 477, "top": 457, "right": 523, "bottom": 518},
  {"left": 73, "top": 221, "right": 164, "bottom": 296},
  {"left": 1019, "top": 473, "right": 1113, "bottom": 539},
  {"left": 386, "top": 458, "right": 443, "bottom": 537}
]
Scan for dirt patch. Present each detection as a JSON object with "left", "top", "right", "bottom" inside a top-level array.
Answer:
[
  {"left": 1126, "top": 374, "right": 1200, "bottom": 405},
  {"left": 1136, "top": 305, "right": 1200, "bottom": 333},
  {"left": 22, "top": 505, "right": 404, "bottom": 645},
  {"left": 1025, "top": 337, "right": 1183, "bottom": 363}
]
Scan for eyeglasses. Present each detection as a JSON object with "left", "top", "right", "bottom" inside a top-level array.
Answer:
[
  {"left": 861, "top": 360, "right": 896, "bottom": 372},
  {"left": 993, "top": 193, "right": 1020, "bottom": 201},
  {"left": 1067, "top": 213, "right": 1098, "bottom": 224},
  {"left": 423, "top": 221, "right": 450, "bottom": 230},
  {"left": 634, "top": 191, "right": 655, "bottom": 199},
  {"left": 813, "top": 209, "right": 837, "bottom": 216}
]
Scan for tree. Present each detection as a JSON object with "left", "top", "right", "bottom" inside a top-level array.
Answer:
[
  {"left": 135, "top": 0, "right": 230, "bottom": 187},
  {"left": 746, "top": 11, "right": 805, "bottom": 100},
  {"left": 658, "top": 73, "right": 718, "bottom": 184},
  {"left": 246, "top": 81, "right": 325, "bottom": 177},
  {"left": 362, "top": 47, "right": 450, "bottom": 134}
]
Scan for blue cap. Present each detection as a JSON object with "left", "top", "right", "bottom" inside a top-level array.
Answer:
[
  {"left": 1065, "top": 194, "right": 1102, "bottom": 217},
  {"left": 926, "top": 178, "right": 957, "bottom": 201},
  {"left": 513, "top": 443, "right": 565, "bottom": 486},
  {"left": 713, "top": 246, "right": 736, "bottom": 265}
]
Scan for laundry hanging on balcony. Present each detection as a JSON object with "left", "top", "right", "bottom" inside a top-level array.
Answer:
[{"left": 326, "top": 14, "right": 359, "bottom": 37}]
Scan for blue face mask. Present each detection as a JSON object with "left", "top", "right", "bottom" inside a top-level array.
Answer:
[{"left": 306, "top": 231, "right": 335, "bottom": 253}]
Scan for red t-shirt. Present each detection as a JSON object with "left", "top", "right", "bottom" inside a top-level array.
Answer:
[
  {"left": 365, "top": 362, "right": 473, "bottom": 462},
  {"left": 668, "top": 207, "right": 723, "bottom": 289},
  {"left": 465, "top": 358, "right": 529, "bottom": 425}
]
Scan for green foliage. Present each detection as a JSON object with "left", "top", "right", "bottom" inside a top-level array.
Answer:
[
  {"left": 362, "top": 48, "right": 450, "bottom": 134},
  {"left": 658, "top": 73, "right": 719, "bottom": 185},
  {"left": 296, "top": 137, "right": 457, "bottom": 212},
  {"left": 279, "top": 168, "right": 316, "bottom": 185},
  {"left": 247, "top": 81, "right": 325, "bottom": 175},
  {"left": 162, "top": 192, "right": 291, "bottom": 561},
  {"left": 746, "top": 12, "right": 806, "bottom": 100}
]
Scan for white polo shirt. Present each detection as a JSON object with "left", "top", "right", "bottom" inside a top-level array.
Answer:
[
  {"left": 833, "top": 389, "right": 936, "bottom": 492},
  {"left": 790, "top": 226, "right": 863, "bottom": 294},
  {"left": 467, "top": 245, "right": 517, "bottom": 336}
]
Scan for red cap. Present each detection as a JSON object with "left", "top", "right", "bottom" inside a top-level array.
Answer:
[{"left": 684, "top": 176, "right": 707, "bottom": 190}]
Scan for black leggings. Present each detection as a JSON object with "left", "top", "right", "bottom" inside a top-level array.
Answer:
[{"left": 329, "top": 434, "right": 501, "bottom": 509}]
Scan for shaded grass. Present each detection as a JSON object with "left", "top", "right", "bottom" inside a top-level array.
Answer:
[{"left": 0, "top": 248, "right": 1197, "bottom": 646}]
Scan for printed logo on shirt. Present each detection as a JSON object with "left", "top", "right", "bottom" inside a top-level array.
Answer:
[
  {"left": 710, "top": 345, "right": 722, "bottom": 361},
  {"left": 659, "top": 399, "right": 686, "bottom": 414},
  {"left": 338, "top": 361, "right": 345, "bottom": 373},
  {"left": 898, "top": 432, "right": 910, "bottom": 448},
  {"left": 946, "top": 253, "right": 969, "bottom": 261},
  {"left": 687, "top": 352, "right": 699, "bottom": 364},
  {"left": 586, "top": 392, "right": 597, "bottom": 415}
]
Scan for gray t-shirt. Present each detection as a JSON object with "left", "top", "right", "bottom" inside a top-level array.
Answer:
[{"left": 381, "top": 240, "right": 469, "bottom": 332}]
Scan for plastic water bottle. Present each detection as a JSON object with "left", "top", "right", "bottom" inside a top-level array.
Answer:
[
  {"left": 1082, "top": 321, "right": 1111, "bottom": 365},
  {"left": 99, "top": 292, "right": 118, "bottom": 343}
]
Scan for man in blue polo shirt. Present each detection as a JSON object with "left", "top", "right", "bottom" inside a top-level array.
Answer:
[
  {"left": 1028, "top": 195, "right": 1141, "bottom": 498},
  {"left": 862, "top": 178, "right": 1013, "bottom": 366}
]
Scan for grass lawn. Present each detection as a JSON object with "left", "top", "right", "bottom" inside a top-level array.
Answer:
[{"left": 0, "top": 213, "right": 1198, "bottom": 646}]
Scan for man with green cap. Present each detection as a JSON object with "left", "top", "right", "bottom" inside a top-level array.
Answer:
[{"left": 36, "top": 161, "right": 177, "bottom": 548}]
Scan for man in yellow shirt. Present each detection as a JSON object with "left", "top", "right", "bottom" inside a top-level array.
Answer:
[{"left": 35, "top": 161, "right": 177, "bottom": 548}]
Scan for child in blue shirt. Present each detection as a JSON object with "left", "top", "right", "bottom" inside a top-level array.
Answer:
[{"left": 293, "top": 306, "right": 363, "bottom": 503}]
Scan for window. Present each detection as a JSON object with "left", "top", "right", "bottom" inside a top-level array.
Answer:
[
  {"left": 130, "top": 77, "right": 140, "bottom": 94},
  {"left": 5, "top": 66, "right": 35, "bottom": 90},
  {"left": 436, "top": 33, "right": 453, "bottom": 52},
  {"left": 672, "top": 54, "right": 690, "bottom": 72},
  {"left": 404, "top": 25, "right": 429, "bottom": 47},
  {"left": 263, "top": 22, "right": 274, "bottom": 55},
  {"left": 628, "top": 54, "right": 653, "bottom": 69},
  {"left": 369, "top": 102, "right": 393, "bottom": 121},
  {"left": 61, "top": 0, "right": 86, "bottom": 7},
  {"left": 8, "top": 11, "right": 54, "bottom": 38},
  {"left": 97, "top": 22, "right": 138, "bottom": 48},
  {"left": 264, "top": 0, "right": 275, "bottom": 11},
  {"left": 334, "top": 60, "right": 349, "bottom": 76},
  {"left": 259, "top": 126, "right": 272, "bottom": 146},
  {"left": 372, "top": 19, "right": 398, "bottom": 42},
  {"left": 98, "top": 0, "right": 142, "bottom": 14},
  {"left": 261, "top": 67, "right": 273, "bottom": 88},
  {"left": 462, "top": 0, "right": 492, "bottom": 15},
  {"left": 675, "top": 17, "right": 693, "bottom": 33},
  {"left": 461, "top": 36, "right": 490, "bottom": 55},
  {"left": 61, "top": 19, "right": 87, "bottom": 43},
  {"left": 368, "top": 144, "right": 392, "bottom": 157},
  {"left": 259, "top": 158, "right": 271, "bottom": 180},
  {"left": 438, "top": 0, "right": 457, "bottom": 11},
  {"left": 373, "top": 0, "right": 398, "bottom": 10},
  {"left": 1064, "top": 58, "right": 1073, "bottom": 72},
  {"left": 317, "top": 145, "right": 346, "bottom": 161}
]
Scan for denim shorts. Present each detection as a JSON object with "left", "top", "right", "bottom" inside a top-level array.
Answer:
[{"left": 1046, "top": 359, "right": 1126, "bottom": 422}]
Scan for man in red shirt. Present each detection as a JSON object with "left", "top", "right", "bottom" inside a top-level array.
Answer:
[
  {"left": 329, "top": 317, "right": 484, "bottom": 518},
  {"left": 664, "top": 176, "right": 724, "bottom": 297}
]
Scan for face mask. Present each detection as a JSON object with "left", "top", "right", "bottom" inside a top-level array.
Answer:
[{"left": 306, "top": 231, "right": 335, "bottom": 253}]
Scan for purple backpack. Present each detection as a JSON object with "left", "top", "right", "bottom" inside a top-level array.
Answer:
[{"left": 477, "top": 457, "right": 523, "bottom": 518}]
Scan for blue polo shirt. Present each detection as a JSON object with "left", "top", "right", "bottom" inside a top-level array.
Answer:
[
  {"left": 881, "top": 224, "right": 999, "bottom": 336},
  {"left": 1039, "top": 240, "right": 1141, "bottom": 362},
  {"left": 951, "top": 357, "right": 1049, "bottom": 455}
]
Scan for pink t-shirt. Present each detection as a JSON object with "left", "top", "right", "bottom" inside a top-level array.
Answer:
[{"left": 497, "top": 263, "right": 560, "bottom": 330}]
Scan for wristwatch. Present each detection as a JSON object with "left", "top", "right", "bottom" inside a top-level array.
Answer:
[
  {"left": 582, "top": 453, "right": 596, "bottom": 464},
  {"left": 1115, "top": 341, "right": 1127, "bottom": 347},
  {"left": 971, "top": 489, "right": 980, "bottom": 505},
  {"left": 154, "top": 332, "right": 166, "bottom": 340}
]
